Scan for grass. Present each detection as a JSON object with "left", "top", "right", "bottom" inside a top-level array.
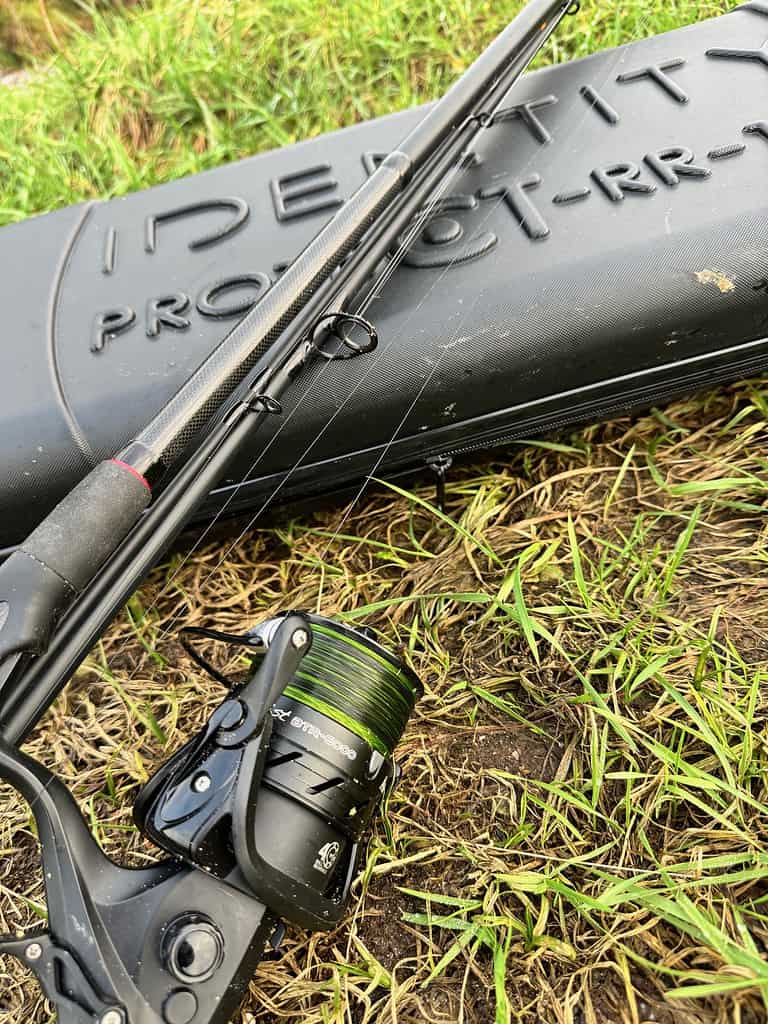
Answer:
[
  {"left": 0, "top": 0, "right": 732, "bottom": 221},
  {"left": 0, "top": 1, "right": 85, "bottom": 68},
  {"left": 1, "top": 2, "right": 766, "bottom": 1024}
]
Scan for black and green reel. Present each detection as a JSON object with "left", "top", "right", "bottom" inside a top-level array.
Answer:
[{"left": 135, "top": 612, "right": 422, "bottom": 931}]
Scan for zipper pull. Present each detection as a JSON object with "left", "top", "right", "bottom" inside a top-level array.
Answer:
[{"left": 426, "top": 454, "right": 453, "bottom": 513}]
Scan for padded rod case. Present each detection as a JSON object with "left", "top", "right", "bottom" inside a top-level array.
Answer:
[{"left": 1, "top": 3, "right": 767, "bottom": 553}]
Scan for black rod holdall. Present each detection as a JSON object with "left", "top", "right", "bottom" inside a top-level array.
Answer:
[
  {"left": 0, "top": 3, "right": 767, "bottom": 1022},
  {"left": 1, "top": 3, "right": 767, "bottom": 559}
]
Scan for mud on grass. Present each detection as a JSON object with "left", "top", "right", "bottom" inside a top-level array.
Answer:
[{"left": 4, "top": 379, "right": 768, "bottom": 1021}]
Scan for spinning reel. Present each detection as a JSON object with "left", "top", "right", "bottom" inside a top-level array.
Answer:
[{"left": 0, "top": 613, "right": 421, "bottom": 1024}]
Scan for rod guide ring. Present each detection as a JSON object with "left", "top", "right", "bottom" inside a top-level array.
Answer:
[{"left": 310, "top": 312, "right": 379, "bottom": 360}]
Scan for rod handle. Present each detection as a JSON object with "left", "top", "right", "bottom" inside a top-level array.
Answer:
[{"left": 0, "top": 460, "right": 151, "bottom": 664}]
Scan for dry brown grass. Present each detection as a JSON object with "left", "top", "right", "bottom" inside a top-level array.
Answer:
[{"left": 0, "top": 1, "right": 89, "bottom": 68}]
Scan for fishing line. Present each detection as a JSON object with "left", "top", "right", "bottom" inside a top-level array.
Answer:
[
  {"left": 283, "top": 617, "right": 421, "bottom": 755},
  {"left": 157, "top": 156, "right": 479, "bottom": 593},
  {"left": 100, "top": 121, "right": 477, "bottom": 635},
  {"left": 65, "top": 164, "right": 475, "bottom": 701},
  {"left": 127, "top": 0, "right": 580, "bottom": 610},
  {"left": 82, "top": 5, "right": 652, "bottom": 704},
  {"left": 122, "top": 14, "right": 634, "bottom": 644}
]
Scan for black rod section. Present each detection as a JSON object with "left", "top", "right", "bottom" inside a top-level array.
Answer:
[
  {"left": 0, "top": 409, "right": 259, "bottom": 744},
  {"left": 118, "top": 0, "right": 573, "bottom": 477},
  {"left": 0, "top": 0, "right": 574, "bottom": 734}
]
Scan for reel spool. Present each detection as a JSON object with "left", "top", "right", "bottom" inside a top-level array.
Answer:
[
  {"left": 135, "top": 613, "right": 422, "bottom": 931},
  {"left": 254, "top": 613, "right": 420, "bottom": 756}
]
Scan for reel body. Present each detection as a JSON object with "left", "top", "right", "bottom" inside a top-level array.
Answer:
[{"left": 135, "top": 614, "right": 421, "bottom": 930}]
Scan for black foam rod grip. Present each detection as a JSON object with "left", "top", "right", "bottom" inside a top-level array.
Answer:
[
  {"left": 19, "top": 459, "right": 151, "bottom": 592},
  {"left": 0, "top": 460, "right": 150, "bottom": 662}
]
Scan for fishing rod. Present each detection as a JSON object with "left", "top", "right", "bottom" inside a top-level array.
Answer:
[
  {"left": 0, "top": 0, "right": 573, "bottom": 723},
  {"left": 0, "top": 3, "right": 576, "bottom": 1022}
]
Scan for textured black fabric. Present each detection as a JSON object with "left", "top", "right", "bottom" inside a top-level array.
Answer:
[{"left": 1, "top": 5, "right": 767, "bottom": 550}]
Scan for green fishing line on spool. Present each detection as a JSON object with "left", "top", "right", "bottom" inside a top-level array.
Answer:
[{"left": 282, "top": 618, "right": 422, "bottom": 756}]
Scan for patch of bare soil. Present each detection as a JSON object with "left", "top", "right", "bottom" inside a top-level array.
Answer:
[{"left": 442, "top": 726, "right": 559, "bottom": 779}]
